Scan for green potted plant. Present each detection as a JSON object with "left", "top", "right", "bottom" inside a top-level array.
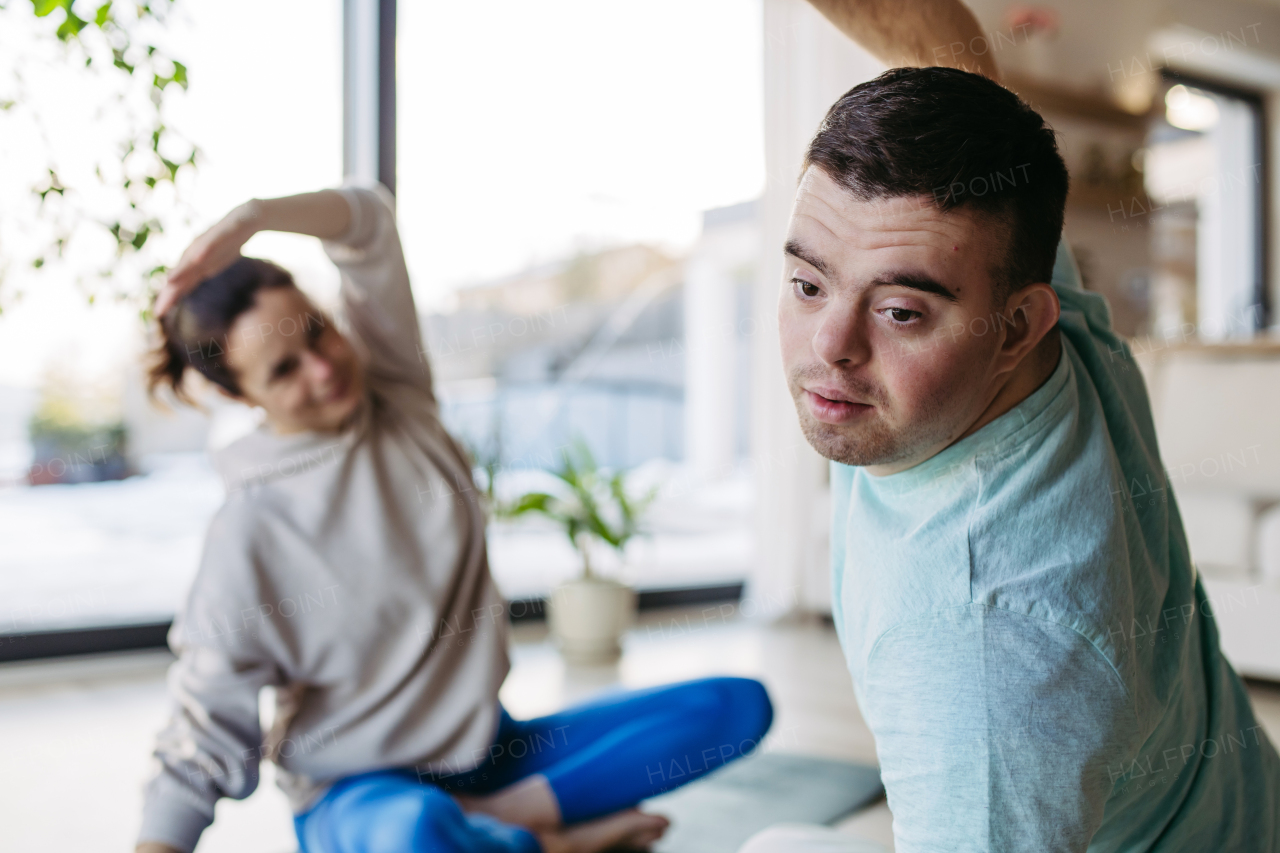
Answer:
[{"left": 504, "top": 440, "right": 655, "bottom": 664}]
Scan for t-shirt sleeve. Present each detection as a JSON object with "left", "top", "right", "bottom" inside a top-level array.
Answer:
[{"left": 863, "top": 605, "right": 1138, "bottom": 853}]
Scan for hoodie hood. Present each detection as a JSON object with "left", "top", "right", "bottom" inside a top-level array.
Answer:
[{"left": 211, "top": 394, "right": 372, "bottom": 495}]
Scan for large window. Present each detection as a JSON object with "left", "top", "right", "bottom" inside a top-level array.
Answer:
[
  {"left": 2, "top": 0, "right": 765, "bottom": 642},
  {"left": 0, "top": 0, "right": 343, "bottom": 636},
  {"left": 397, "top": 0, "right": 764, "bottom": 597}
]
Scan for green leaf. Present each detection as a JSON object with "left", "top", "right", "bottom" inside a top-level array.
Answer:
[
  {"left": 56, "top": 10, "right": 87, "bottom": 39},
  {"left": 94, "top": 1, "right": 111, "bottom": 26},
  {"left": 32, "top": 257, "right": 44, "bottom": 269},
  {"left": 32, "top": 0, "right": 68, "bottom": 18},
  {"left": 506, "top": 492, "right": 556, "bottom": 516},
  {"left": 171, "top": 60, "right": 187, "bottom": 89}
]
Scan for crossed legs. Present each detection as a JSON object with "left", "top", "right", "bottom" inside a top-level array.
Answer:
[{"left": 295, "top": 677, "right": 773, "bottom": 853}]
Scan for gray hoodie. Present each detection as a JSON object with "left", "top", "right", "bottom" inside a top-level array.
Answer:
[{"left": 138, "top": 186, "right": 510, "bottom": 852}]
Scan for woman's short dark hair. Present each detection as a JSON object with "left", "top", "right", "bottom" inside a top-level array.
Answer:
[
  {"left": 148, "top": 257, "right": 296, "bottom": 403},
  {"left": 803, "top": 66, "right": 1069, "bottom": 304}
]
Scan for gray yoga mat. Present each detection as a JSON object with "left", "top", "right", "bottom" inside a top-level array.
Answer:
[{"left": 643, "top": 752, "right": 884, "bottom": 853}]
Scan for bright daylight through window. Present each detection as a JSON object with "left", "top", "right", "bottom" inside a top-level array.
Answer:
[{"left": 0, "top": 0, "right": 764, "bottom": 635}]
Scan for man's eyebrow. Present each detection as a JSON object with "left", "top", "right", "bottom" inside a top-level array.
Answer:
[
  {"left": 871, "top": 272, "right": 959, "bottom": 303},
  {"left": 784, "top": 239, "right": 832, "bottom": 278},
  {"left": 784, "top": 241, "right": 960, "bottom": 302}
]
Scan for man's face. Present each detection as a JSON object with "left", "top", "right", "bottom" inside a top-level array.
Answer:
[{"left": 780, "top": 167, "right": 1015, "bottom": 475}]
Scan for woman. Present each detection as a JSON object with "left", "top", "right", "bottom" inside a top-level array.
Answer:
[{"left": 136, "top": 185, "right": 772, "bottom": 853}]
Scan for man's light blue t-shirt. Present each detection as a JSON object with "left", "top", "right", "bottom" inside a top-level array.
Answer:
[{"left": 830, "top": 243, "right": 1279, "bottom": 852}]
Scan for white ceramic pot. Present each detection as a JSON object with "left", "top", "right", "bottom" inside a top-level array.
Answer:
[{"left": 547, "top": 576, "right": 636, "bottom": 665}]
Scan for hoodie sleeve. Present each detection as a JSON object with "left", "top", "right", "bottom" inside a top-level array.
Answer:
[
  {"left": 137, "top": 510, "right": 284, "bottom": 853},
  {"left": 322, "top": 183, "right": 435, "bottom": 399}
]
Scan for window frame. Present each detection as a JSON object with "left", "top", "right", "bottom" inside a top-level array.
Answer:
[{"left": 1159, "top": 67, "right": 1270, "bottom": 332}]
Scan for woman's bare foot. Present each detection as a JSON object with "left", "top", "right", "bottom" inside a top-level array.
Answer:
[
  {"left": 453, "top": 776, "right": 667, "bottom": 851},
  {"left": 536, "top": 808, "right": 670, "bottom": 853},
  {"left": 454, "top": 774, "right": 563, "bottom": 831}
]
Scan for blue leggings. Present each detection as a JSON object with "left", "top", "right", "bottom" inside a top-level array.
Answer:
[{"left": 295, "top": 676, "right": 772, "bottom": 853}]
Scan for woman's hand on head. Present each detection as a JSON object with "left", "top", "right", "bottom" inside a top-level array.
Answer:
[
  {"left": 155, "top": 200, "right": 263, "bottom": 317},
  {"left": 154, "top": 189, "right": 354, "bottom": 317}
]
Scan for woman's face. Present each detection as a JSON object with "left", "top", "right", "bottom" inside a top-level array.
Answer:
[{"left": 222, "top": 286, "right": 365, "bottom": 434}]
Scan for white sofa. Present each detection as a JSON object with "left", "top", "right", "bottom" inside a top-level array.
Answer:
[{"left": 1138, "top": 344, "right": 1280, "bottom": 680}]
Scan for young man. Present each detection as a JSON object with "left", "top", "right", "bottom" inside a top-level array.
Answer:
[{"left": 745, "top": 5, "right": 1280, "bottom": 850}]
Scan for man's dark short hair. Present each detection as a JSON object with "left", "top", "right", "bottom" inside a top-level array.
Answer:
[{"left": 803, "top": 66, "right": 1069, "bottom": 305}]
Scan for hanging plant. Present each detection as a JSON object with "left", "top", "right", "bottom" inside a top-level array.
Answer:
[{"left": 0, "top": 0, "right": 196, "bottom": 314}]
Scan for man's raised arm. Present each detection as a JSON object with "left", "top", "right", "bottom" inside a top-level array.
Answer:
[{"left": 806, "top": 0, "right": 999, "bottom": 81}]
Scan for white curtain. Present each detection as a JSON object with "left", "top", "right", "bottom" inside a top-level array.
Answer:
[{"left": 749, "top": 0, "right": 884, "bottom": 617}]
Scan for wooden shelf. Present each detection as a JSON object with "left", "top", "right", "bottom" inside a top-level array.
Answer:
[
  {"left": 1005, "top": 72, "right": 1153, "bottom": 131},
  {"left": 1067, "top": 183, "right": 1150, "bottom": 215}
]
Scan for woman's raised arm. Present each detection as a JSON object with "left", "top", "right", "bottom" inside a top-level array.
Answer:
[
  {"left": 806, "top": 0, "right": 1000, "bottom": 81},
  {"left": 155, "top": 190, "right": 352, "bottom": 317},
  {"left": 320, "top": 185, "right": 433, "bottom": 395},
  {"left": 155, "top": 185, "right": 432, "bottom": 399}
]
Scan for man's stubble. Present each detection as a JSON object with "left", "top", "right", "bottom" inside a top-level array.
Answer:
[{"left": 788, "top": 364, "right": 959, "bottom": 469}]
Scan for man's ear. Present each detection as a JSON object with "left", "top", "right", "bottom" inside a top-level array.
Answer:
[{"left": 997, "top": 282, "right": 1060, "bottom": 367}]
